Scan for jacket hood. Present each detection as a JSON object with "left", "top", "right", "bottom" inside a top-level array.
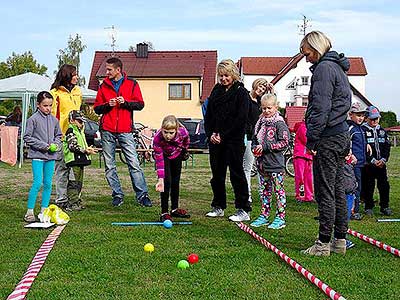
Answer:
[{"left": 319, "top": 51, "right": 350, "bottom": 72}]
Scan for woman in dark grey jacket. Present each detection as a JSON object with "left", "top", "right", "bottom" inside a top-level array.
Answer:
[{"left": 300, "top": 31, "right": 351, "bottom": 256}]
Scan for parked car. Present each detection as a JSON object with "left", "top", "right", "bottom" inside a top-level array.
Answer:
[
  {"left": 178, "top": 118, "right": 208, "bottom": 149},
  {"left": 84, "top": 119, "right": 102, "bottom": 148}
]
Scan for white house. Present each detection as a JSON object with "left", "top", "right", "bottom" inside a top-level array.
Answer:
[{"left": 239, "top": 53, "right": 372, "bottom": 109}]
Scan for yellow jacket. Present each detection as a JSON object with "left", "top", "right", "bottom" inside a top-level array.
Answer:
[{"left": 51, "top": 86, "right": 82, "bottom": 135}]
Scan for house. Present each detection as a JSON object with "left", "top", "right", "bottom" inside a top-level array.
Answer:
[
  {"left": 88, "top": 44, "right": 217, "bottom": 128},
  {"left": 239, "top": 53, "right": 372, "bottom": 111}
]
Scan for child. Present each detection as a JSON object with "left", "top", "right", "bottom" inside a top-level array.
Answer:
[
  {"left": 251, "top": 94, "right": 289, "bottom": 229},
  {"left": 293, "top": 119, "right": 314, "bottom": 202},
  {"left": 362, "top": 106, "right": 392, "bottom": 216},
  {"left": 347, "top": 102, "right": 367, "bottom": 220},
  {"left": 153, "top": 115, "right": 190, "bottom": 222},
  {"left": 63, "top": 110, "right": 97, "bottom": 211},
  {"left": 23, "top": 91, "right": 62, "bottom": 222}
]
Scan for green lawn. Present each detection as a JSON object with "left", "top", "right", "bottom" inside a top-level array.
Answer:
[{"left": 0, "top": 149, "right": 399, "bottom": 300}]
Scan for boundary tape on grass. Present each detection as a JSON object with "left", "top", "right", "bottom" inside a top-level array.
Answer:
[
  {"left": 112, "top": 221, "right": 192, "bottom": 226},
  {"left": 7, "top": 225, "right": 66, "bottom": 300},
  {"left": 347, "top": 228, "right": 399, "bottom": 257},
  {"left": 236, "top": 222, "right": 346, "bottom": 300}
]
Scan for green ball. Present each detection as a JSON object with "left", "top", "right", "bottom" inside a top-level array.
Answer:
[
  {"left": 177, "top": 260, "right": 190, "bottom": 270},
  {"left": 49, "top": 144, "right": 58, "bottom": 152}
]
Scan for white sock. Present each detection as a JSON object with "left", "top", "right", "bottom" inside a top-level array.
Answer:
[
  {"left": 26, "top": 209, "right": 34, "bottom": 215},
  {"left": 41, "top": 207, "right": 47, "bottom": 213}
]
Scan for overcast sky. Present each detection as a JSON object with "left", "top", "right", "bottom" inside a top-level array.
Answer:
[{"left": 1, "top": 0, "right": 399, "bottom": 116}]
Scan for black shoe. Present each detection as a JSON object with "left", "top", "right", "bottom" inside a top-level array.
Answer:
[
  {"left": 381, "top": 207, "right": 393, "bottom": 216},
  {"left": 112, "top": 197, "right": 124, "bottom": 207},
  {"left": 138, "top": 195, "right": 152, "bottom": 207},
  {"left": 171, "top": 208, "right": 190, "bottom": 218}
]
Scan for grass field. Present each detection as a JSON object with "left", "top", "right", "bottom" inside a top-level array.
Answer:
[{"left": 0, "top": 148, "right": 399, "bottom": 300}]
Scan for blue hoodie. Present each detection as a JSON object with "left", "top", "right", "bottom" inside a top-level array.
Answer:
[
  {"left": 305, "top": 51, "right": 352, "bottom": 150},
  {"left": 347, "top": 119, "right": 366, "bottom": 167}
]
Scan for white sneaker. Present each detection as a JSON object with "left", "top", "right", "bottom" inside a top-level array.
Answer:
[
  {"left": 206, "top": 207, "right": 224, "bottom": 217},
  {"left": 228, "top": 209, "right": 250, "bottom": 222}
]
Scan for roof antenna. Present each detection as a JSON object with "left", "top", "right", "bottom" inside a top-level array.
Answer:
[
  {"left": 105, "top": 25, "right": 117, "bottom": 55},
  {"left": 298, "top": 15, "right": 311, "bottom": 37}
]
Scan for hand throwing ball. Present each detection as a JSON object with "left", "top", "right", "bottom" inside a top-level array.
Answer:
[
  {"left": 187, "top": 253, "right": 199, "bottom": 264},
  {"left": 177, "top": 260, "right": 190, "bottom": 269},
  {"left": 163, "top": 220, "right": 173, "bottom": 229},
  {"left": 144, "top": 243, "right": 154, "bottom": 253}
]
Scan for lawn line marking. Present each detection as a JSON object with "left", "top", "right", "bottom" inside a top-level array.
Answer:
[
  {"left": 7, "top": 225, "right": 66, "bottom": 300},
  {"left": 236, "top": 222, "right": 346, "bottom": 300},
  {"left": 347, "top": 228, "right": 400, "bottom": 257},
  {"left": 111, "top": 222, "right": 192, "bottom": 226},
  {"left": 376, "top": 219, "right": 400, "bottom": 222}
]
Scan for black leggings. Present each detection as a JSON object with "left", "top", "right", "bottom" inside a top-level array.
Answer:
[{"left": 161, "top": 157, "right": 182, "bottom": 213}]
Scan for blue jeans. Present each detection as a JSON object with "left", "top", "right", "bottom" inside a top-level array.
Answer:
[
  {"left": 101, "top": 130, "right": 148, "bottom": 200},
  {"left": 27, "top": 159, "right": 55, "bottom": 209}
]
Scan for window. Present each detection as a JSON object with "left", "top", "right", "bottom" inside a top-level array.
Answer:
[
  {"left": 286, "top": 78, "right": 296, "bottom": 90},
  {"left": 301, "top": 76, "right": 309, "bottom": 85},
  {"left": 169, "top": 84, "right": 191, "bottom": 100}
]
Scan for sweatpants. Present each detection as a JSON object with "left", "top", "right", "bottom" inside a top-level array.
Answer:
[
  {"left": 293, "top": 157, "right": 313, "bottom": 201},
  {"left": 313, "top": 132, "right": 349, "bottom": 242},
  {"left": 362, "top": 164, "right": 390, "bottom": 210},
  {"left": 161, "top": 156, "right": 182, "bottom": 213},
  {"left": 258, "top": 172, "right": 286, "bottom": 220},
  {"left": 67, "top": 166, "right": 84, "bottom": 204},
  {"left": 209, "top": 142, "right": 251, "bottom": 212}
]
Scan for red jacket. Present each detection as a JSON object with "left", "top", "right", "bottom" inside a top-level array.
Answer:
[{"left": 94, "top": 73, "right": 144, "bottom": 133}]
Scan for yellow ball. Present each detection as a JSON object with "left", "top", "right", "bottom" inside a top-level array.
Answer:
[{"left": 144, "top": 243, "right": 154, "bottom": 253}]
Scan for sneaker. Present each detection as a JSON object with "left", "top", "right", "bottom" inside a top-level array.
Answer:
[
  {"left": 301, "top": 240, "right": 330, "bottom": 256},
  {"left": 380, "top": 207, "right": 393, "bottom": 216},
  {"left": 330, "top": 238, "right": 346, "bottom": 254},
  {"left": 228, "top": 209, "right": 250, "bottom": 222},
  {"left": 346, "top": 239, "right": 355, "bottom": 250},
  {"left": 23, "top": 213, "right": 36, "bottom": 223},
  {"left": 112, "top": 197, "right": 124, "bottom": 207},
  {"left": 350, "top": 213, "right": 362, "bottom": 220},
  {"left": 160, "top": 213, "right": 172, "bottom": 222},
  {"left": 138, "top": 195, "right": 152, "bottom": 207},
  {"left": 206, "top": 207, "right": 224, "bottom": 217},
  {"left": 250, "top": 215, "right": 269, "bottom": 227},
  {"left": 171, "top": 208, "right": 190, "bottom": 218},
  {"left": 268, "top": 217, "right": 286, "bottom": 230},
  {"left": 365, "top": 209, "right": 373, "bottom": 216}
]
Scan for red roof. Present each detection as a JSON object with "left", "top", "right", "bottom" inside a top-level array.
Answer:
[
  {"left": 240, "top": 55, "right": 367, "bottom": 77},
  {"left": 285, "top": 106, "right": 307, "bottom": 130},
  {"left": 88, "top": 50, "right": 217, "bottom": 101}
]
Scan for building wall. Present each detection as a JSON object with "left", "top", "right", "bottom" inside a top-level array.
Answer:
[{"left": 133, "top": 78, "right": 203, "bottom": 129}]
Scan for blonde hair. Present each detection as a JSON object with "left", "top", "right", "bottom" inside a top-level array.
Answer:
[
  {"left": 260, "top": 93, "right": 278, "bottom": 106},
  {"left": 300, "top": 31, "right": 332, "bottom": 58},
  {"left": 251, "top": 78, "right": 268, "bottom": 91},
  {"left": 161, "top": 115, "right": 180, "bottom": 130},
  {"left": 217, "top": 59, "right": 240, "bottom": 82}
]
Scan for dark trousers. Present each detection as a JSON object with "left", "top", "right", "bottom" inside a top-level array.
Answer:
[
  {"left": 67, "top": 166, "right": 84, "bottom": 204},
  {"left": 161, "top": 157, "right": 182, "bottom": 213},
  {"left": 209, "top": 142, "right": 251, "bottom": 212},
  {"left": 362, "top": 164, "right": 390, "bottom": 210},
  {"left": 313, "top": 133, "right": 349, "bottom": 242},
  {"left": 353, "top": 166, "right": 362, "bottom": 213}
]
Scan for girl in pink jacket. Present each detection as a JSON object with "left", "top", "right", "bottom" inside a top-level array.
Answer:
[{"left": 293, "top": 121, "right": 314, "bottom": 202}]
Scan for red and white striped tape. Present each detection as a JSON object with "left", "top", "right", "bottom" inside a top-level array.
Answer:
[
  {"left": 236, "top": 222, "right": 346, "bottom": 300},
  {"left": 7, "top": 225, "right": 66, "bottom": 300},
  {"left": 347, "top": 228, "right": 399, "bottom": 257}
]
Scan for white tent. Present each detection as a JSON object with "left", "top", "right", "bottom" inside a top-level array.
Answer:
[{"left": 0, "top": 72, "right": 97, "bottom": 167}]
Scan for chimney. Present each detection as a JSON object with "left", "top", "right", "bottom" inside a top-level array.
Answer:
[{"left": 136, "top": 43, "right": 148, "bottom": 58}]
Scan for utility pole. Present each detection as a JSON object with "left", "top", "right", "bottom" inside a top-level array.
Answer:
[
  {"left": 105, "top": 25, "right": 117, "bottom": 55},
  {"left": 298, "top": 15, "right": 311, "bottom": 36}
]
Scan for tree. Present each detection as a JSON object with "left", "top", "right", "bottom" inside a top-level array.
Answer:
[
  {"left": 0, "top": 51, "right": 47, "bottom": 79},
  {"left": 128, "top": 41, "right": 155, "bottom": 52},
  {"left": 57, "top": 34, "right": 87, "bottom": 85},
  {"left": 380, "top": 111, "right": 397, "bottom": 128}
]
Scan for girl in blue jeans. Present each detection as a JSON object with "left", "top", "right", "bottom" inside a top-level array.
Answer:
[{"left": 23, "top": 91, "right": 62, "bottom": 222}]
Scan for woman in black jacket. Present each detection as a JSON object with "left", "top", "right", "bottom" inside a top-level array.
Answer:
[
  {"left": 300, "top": 31, "right": 351, "bottom": 256},
  {"left": 204, "top": 59, "right": 251, "bottom": 222}
]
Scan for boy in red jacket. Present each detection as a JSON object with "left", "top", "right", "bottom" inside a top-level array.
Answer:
[{"left": 94, "top": 57, "right": 152, "bottom": 208}]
